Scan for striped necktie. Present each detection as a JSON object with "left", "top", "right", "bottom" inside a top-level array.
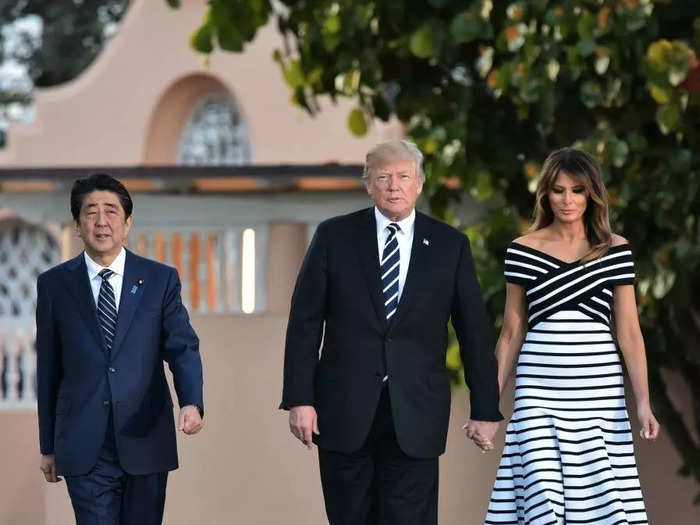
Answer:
[
  {"left": 381, "top": 223, "right": 400, "bottom": 320},
  {"left": 97, "top": 269, "right": 117, "bottom": 352}
]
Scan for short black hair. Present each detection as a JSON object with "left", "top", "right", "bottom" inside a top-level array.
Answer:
[{"left": 70, "top": 173, "right": 133, "bottom": 221}]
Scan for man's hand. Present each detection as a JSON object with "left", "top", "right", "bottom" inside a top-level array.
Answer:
[
  {"left": 463, "top": 420, "right": 499, "bottom": 453},
  {"left": 178, "top": 405, "right": 203, "bottom": 435},
  {"left": 40, "top": 454, "right": 61, "bottom": 483},
  {"left": 289, "top": 405, "right": 319, "bottom": 450}
]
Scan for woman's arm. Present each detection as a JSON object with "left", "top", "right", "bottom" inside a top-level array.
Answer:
[
  {"left": 495, "top": 283, "right": 527, "bottom": 394},
  {"left": 614, "top": 284, "right": 660, "bottom": 440}
]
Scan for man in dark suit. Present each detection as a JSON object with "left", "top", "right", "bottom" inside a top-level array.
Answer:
[
  {"left": 36, "top": 174, "right": 204, "bottom": 524},
  {"left": 281, "top": 140, "right": 503, "bottom": 524}
]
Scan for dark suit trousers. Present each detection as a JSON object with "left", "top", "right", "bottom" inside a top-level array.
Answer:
[
  {"left": 318, "top": 387, "right": 439, "bottom": 525},
  {"left": 65, "top": 418, "right": 168, "bottom": 525}
]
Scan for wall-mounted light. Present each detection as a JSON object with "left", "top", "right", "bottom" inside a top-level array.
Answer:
[{"left": 241, "top": 228, "right": 255, "bottom": 314}]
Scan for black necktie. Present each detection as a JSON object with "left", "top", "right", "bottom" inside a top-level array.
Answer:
[{"left": 97, "top": 269, "right": 117, "bottom": 351}]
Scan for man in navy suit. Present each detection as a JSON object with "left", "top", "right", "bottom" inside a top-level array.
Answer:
[{"left": 36, "top": 173, "right": 204, "bottom": 524}]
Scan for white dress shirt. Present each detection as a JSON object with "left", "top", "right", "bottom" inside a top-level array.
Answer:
[
  {"left": 375, "top": 207, "right": 415, "bottom": 301},
  {"left": 85, "top": 247, "right": 126, "bottom": 312}
]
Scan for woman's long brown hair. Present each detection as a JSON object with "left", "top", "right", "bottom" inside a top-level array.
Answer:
[{"left": 529, "top": 147, "right": 613, "bottom": 262}]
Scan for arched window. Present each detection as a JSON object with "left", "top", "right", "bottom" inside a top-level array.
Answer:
[
  {"left": 176, "top": 93, "right": 252, "bottom": 165},
  {"left": 0, "top": 219, "right": 59, "bottom": 407}
]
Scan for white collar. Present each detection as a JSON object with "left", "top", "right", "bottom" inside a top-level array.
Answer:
[
  {"left": 374, "top": 207, "right": 415, "bottom": 236},
  {"left": 84, "top": 247, "right": 126, "bottom": 280}
]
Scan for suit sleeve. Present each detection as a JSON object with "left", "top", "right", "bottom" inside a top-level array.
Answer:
[
  {"left": 280, "top": 223, "right": 328, "bottom": 410},
  {"left": 161, "top": 267, "right": 204, "bottom": 415},
  {"left": 36, "top": 274, "right": 62, "bottom": 454},
  {"left": 451, "top": 235, "right": 503, "bottom": 422}
]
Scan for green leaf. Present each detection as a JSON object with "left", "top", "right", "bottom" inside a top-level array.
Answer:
[
  {"left": 656, "top": 104, "right": 680, "bottom": 135},
  {"left": 292, "top": 86, "right": 310, "bottom": 112},
  {"left": 611, "top": 140, "right": 629, "bottom": 168},
  {"left": 531, "top": 0, "right": 548, "bottom": 12},
  {"left": 166, "top": 0, "right": 181, "bottom": 8},
  {"left": 580, "top": 80, "right": 603, "bottom": 108},
  {"left": 190, "top": 22, "right": 214, "bottom": 54},
  {"left": 625, "top": 9, "right": 648, "bottom": 32},
  {"left": 475, "top": 47, "right": 494, "bottom": 78},
  {"left": 649, "top": 83, "right": 672, "bottom": 104},
  {"left": 544, "top": 8, "right": 563, "bottom": 27},
  {"left": 283, "top": 60, "right": 304, "bottom": 88},
  {"left": 348, "top": 108, "right": 368, "bottom": 136},
  {"left": 576, "top": 11, "right": 594, "bottom": 40},
  {"left": 497, "top": 62, "right": 514, "bottom": 92},
  {"left": 323, "top": 15, "right": 341, "bottom": 35},
  {"left": 520, "top": 75, "right": 542, "bottom": 103},
  {"left": 627, "top": 132, "right": 648, "bottom": 152},
  {"left": 647, "top": 40, "right": 672, "bottom": 72},
  {"left": 372, "top": 93, "right": 391, "bottom": 122},
  {"left": 216, "top": 24, "right": 244, "bottom": 52},
  {"left": 446, "top": 341, "right": 463, "bottom": 370},
  {"left": 451, "top": 11, "right": 482, "bottom": 44},
  {"left": 410, "top": 20, "right": 442, "bottom": 58},
  {"left": 668, "top": 149, "right": 692, "bottom": 173},
  {"left": 652, "top": 269, "right": 676, "bottom": 299},
  {"left": 669, "top": 65, "right": 689, "bottom": 86},
  {"left": 575, "top": 39, "right": 596, "bottom": 57},
  {"left": 566, "top": 46, "right": 583, "bottom": 79},
  {"left": 470, "top": 170, "right": 495, "bottom": 200}
]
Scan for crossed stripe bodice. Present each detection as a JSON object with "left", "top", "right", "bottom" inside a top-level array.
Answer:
[{"left": 504, "top": 242, "right": 635, "bottom": 328}]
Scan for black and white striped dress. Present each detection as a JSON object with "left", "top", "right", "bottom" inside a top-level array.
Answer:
[{"left": 485, "top": 241, "right": 648, "bottom": 525}]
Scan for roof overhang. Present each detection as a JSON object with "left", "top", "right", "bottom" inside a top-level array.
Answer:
[{"left": 0, "top": 164, "right": 366, "bottom": 193}]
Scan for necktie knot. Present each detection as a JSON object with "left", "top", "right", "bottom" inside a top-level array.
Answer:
[
  {"left": 386, "top": 223, "right": 400, "bottom": 238},
  {"left": 99, "top": 269, "right": 114, "bottom": 281}
]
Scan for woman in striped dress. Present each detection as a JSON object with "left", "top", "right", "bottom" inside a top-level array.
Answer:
[{"left": 483, "top": 148, "right": 659, "bottom": 525}]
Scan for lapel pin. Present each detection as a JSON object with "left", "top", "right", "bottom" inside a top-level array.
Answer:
[
  {"left": 423, "top": 238, "right": 430, "bottom": 246},
  {"left": 130, "top": 279, "right": 144, "bottom": 294}
]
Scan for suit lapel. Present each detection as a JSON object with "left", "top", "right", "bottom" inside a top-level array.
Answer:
[
  {"left": 110, "top": 250, "right": 146, "bottom": 360},
  {"left": 354, "top": 209, "right": 387, "bottom": 331},
  {"left": 389, "top": 212, "right": 432, "bottom": 331},
  {"left": 62, "top": 254, "right": 107, "bottom": 354}
]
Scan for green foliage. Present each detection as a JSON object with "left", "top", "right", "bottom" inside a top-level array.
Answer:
[
  {"left": 1, "top": 1, "right": 129, "bottom": 86},
  {"left": 185, "top": 0, "right": 700, "bottom": 499},
  {"left": 0, "top": 0, "right": 129, "bottom": 145},
  {"left": 189, "top": 0, "right": 271, "bottom": 54}
]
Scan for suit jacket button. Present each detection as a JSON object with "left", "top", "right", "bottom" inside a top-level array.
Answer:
[
  {"left": 386, "top": 337, "right": 393, "bottom": 343},
  {"left": 108, "top": 367, "right": 116, "bottom": 373},
  {"left": 103, "top": 400, "right": 110, "bottom": 406}
]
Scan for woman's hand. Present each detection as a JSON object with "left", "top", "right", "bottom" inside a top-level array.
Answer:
[{"left": 636, "top": 402, "right": 660, "bottom": 441}]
